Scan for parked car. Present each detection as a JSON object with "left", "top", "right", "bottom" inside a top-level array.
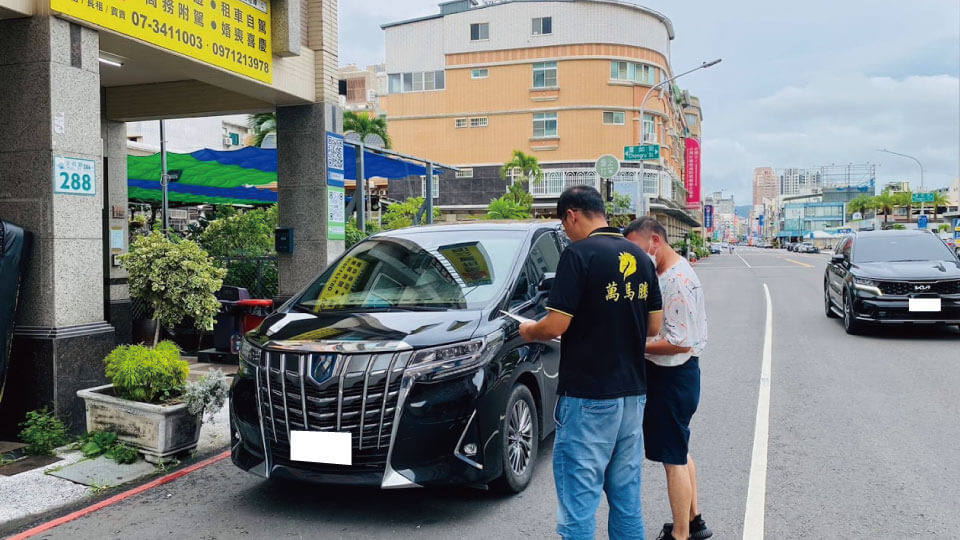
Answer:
[
  {"left": 710, "top": 244, "right": 722, "bottom": 254},
  {"left": 797, "top": 242, "right": 819, "bottom": 254},
  {"left": 231, "top": 222, "right": 566, "bottom": 493},
  {"left": 786, "top": 242, "right": 798, "bottom": 252},
  {"left": 824, "top": 230, "right": 960, "bottom": 334}
]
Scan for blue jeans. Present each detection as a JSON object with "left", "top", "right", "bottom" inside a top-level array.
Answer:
[{"left": 553, "top": 394, "right": 646, "bottom": 540}]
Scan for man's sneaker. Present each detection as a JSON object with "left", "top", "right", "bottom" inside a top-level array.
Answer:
[
  {"left": 689, "top": 514, "right": 713, "bottom": 540},
  {"left": 655, "top": 523, "right": 681, "bottom": 540}
]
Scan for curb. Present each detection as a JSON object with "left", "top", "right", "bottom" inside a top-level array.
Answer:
[{"left": 8, "top": 450, "right": 231, "bottom": 539}]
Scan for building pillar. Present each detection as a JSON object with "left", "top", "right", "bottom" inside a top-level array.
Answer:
[
  {"left": 0, "top": 16, "right": 115, "bottom": 436},
  {"left": 275, "top": 103, "right": 343, "bottom": 301},
  {"left": 102, "top": 95, "right": 132, "bottom": 345}
]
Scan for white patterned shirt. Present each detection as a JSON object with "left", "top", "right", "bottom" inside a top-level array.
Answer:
[{"left": 645, "top": 258, "right": 708, "bottom": 367}]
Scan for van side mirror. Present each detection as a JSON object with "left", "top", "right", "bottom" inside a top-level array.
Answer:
[
  {"left": 830, "top": 254, "right": 845, "bottom": 265},
  {"left": 537, "top": 273, "right": 556, "bottom": 293}
]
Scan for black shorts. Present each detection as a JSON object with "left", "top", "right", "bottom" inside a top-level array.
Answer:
[{"left": 643, "top": 357, "right": 700, "bottom": 465}]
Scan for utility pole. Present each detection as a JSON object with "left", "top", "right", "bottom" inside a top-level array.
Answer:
[{"left": 160, "top": 119, "right": 169, "bottom": 237}]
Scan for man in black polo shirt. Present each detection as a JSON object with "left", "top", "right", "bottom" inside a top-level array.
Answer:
[{"left": 520, "top": 185, "right": 663, "bottom": 540}]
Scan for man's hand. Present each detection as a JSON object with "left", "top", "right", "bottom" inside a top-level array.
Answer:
[{"left": 518, "top": 311, "right": 572, "bottom": 342}]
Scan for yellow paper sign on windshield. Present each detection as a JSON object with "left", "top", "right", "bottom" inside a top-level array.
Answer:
[
  {"left": 316, "top": 257, "right": 368, "bottom": 311},
  {"left": 439, "top": 242, "right": 493, "bottom": 287}
]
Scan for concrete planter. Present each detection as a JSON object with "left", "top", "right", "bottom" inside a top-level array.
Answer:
[{"left": 76, "top": 384, "right": 201, "bottom": 464}]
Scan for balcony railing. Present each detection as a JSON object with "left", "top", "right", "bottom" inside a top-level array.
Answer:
[{"left": 530, "top": 168, "right": 671, "bottom": 199}]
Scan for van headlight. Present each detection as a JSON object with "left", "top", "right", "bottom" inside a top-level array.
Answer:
[
  {"left": 407, "top": 331, "right": 504, "bottom": 381},
  {"left": 238, "top": 339, "right": 261, "bottom": 376}
]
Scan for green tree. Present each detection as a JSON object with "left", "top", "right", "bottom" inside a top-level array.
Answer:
[
  {"left": 847, "top": 195, "right": 873, "bottom": 219},
  {"left": 930, "top": 191, "right": 950, "bottom": 222},
  {"left": 345, "top": 218, "right": 381, "bottom": 249},
  {"left": 486, "top": 196, "right": 531, "bottom": 220},
  {"left": 892, "top": 191, "right": 914, "bottom": 222},
  {"left": 871, "top": 191, "right": 896, "bottom": 225},
  {"left": 344, "top": 111, "right": 392, "bottom": 148},
  {"left": 121, "top": 233, "right": 226, "bottom": 346},
  {"left": 249, "top": 113, "right": 276, "bottom": 148},
  {"left": 381, "top": 197, "right": 441, "bottom": 230},
  {"left": 604, "top": 192, "right": 633, "bottom": 228},
  {"left": 500, "top": 150, "right": 544, "bottom": 186},
  {"left": 199, "top": 205, "right": 278, "bottom": 257}
]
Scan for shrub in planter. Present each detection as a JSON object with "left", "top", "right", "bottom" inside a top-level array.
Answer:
[
  {"left": 121, "top": 233, "right": 226, "bottom": 347},
  {"left": 104, "top": 341, "right": 189, "bottom": 403}
]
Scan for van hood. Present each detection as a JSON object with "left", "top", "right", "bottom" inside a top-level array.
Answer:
[
  {"left": 853, "top": 259, "right": 960, "bottom": 281},
  {"left": 247, "top": 308, "right": 485, "bottom": 350}
]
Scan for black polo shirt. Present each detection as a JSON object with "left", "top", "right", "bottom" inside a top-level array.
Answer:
[{"left": 546, "top": 227, "right": 663, "bottom": 398}]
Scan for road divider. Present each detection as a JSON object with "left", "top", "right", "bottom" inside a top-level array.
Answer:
[
  {"left": 783, "top": 258, "right": 814, "bottom": 268},
  {"left": 743, "top": 283, "right": 773, "bottom": 539}
]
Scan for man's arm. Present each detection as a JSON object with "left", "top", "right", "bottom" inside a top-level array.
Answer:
[
  {"left": 647, "top": 310, "right": 663, "bottom": 337},
  {"left": 645, "top": 337, "right": 692, "bottom": 355},
  {"left": 519, "top": 311, "right": 571, "bottom": 342}
]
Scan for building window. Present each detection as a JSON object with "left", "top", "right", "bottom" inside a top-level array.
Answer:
[
  {"left": 471, "top": 68, "right": 488, "bottom": 79},
  {"left": 642, "top": 114, "right": 657, "bottom": 143},
  {"left": 685, "top": 113, "right": 698, "bottom": 126},
  {"left": 532, "top": 61, "right": 557, "bottom": 88},
  {"left": 470, "top": 22, "right": 489, "bottom": 41},
  {"left": 421, "top": 175, "right": 440, "bottom": 199},
  {"left": 455, "top": 118, "right": 468, "bottom": 128},
  {"left": 390, "top": 71, "right": 445, "bottom": 93},
  {"left": 603, "top": 111, "right": 625, "bottom": 125},
  {"left": 610, "top": 61, "right": 657, "bottom": 85},
  {"left": 228, "top": 132, "right": 240, "bottom": 145},
  {"left": 470, "top": 117, "right": 488, "bottom": 128},
  {"left": 532, "top": 17, "right": 552, "bottom": 36},
  {"left": 455, "top": 168, "right": 474, "bottom": 178},
  {"left": 533, "top": 112, "right": 558, "bottom": 138}
]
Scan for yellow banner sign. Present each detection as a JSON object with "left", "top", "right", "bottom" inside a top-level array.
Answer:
[
  {"left": 316, "top": 257, "right": 369, "bottom": 311},
  {"left": 439, "top": 242, "right": 493, "bottom": 287},
  {"left": 52, "top": 0, "right": 272, "bottom": 83}
]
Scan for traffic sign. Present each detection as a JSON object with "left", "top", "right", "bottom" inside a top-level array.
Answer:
[
  {"left": 917, "top": 215, "right": 928, "bottom": 229},
  {"left": 912, "top": 192, "right": 934, "bottom": 203},
  {"left": 624, "top": 144, "right": 660, "bottom": 161},
  {"left": 594, "top": 155, "right": 620, "bottom": 179}
]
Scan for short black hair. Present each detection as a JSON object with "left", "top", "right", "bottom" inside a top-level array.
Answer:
[
  {"left": 556, "top": 185, "right": 605, "bottom": 219},
  {"left": 623, "top": 216, "right": 668, "bottom": 240}
]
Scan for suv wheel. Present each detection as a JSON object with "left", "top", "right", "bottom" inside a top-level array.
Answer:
[
  {"left": 492, "top": 384, "right": 539, "bottom": 494},
  {"left": 824, "top": 284, "right": 838, "bottom": 318},
  {"left": 843, "top": 291, "right": 864, "bottom": 335}
]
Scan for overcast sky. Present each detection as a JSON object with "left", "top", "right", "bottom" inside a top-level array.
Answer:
[{"left": 339, "top": 0, "right": 960, "bottom": 205}]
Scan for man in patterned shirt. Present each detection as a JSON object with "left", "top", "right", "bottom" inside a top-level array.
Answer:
[{"left": 624, "top": 217, "right": 712, "bottom": 540}]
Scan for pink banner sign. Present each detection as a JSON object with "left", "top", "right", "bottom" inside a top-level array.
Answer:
[{"left": 684, "top": 137, "right": 701, "bottom": 209}]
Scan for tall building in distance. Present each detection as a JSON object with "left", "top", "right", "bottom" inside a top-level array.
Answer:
[
  {"left": 753, "top": 167, "right": 778, "bottom": 206},
  {"left": 779, "top": 168, "right": 823, "bottom": 196},
  {"left": 379, "top": 0, "right": 703, "bottom": 239},
  {"left": 338, "top": 64, "right": 388, "bottom": 116}
]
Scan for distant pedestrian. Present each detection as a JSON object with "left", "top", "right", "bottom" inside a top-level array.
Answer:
[
  {"left": 624, "top": 217, "right": 712, "bottom": 540},
  {"left": 519, "top": 185, "right": 662, "bottom": 540}
]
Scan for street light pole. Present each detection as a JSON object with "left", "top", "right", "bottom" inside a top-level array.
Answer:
[
  {"left": 160, "top": 119, "right": 169, "bottom": 238},
  {"left": 635, "top": 59, "right": 721, "bottom": 213},
  {"left": 877, "top": 148, "right": 925, "bottom": 220}
]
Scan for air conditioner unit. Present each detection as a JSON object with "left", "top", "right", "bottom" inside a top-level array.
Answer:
[
  {"left": 223, "top": 136, "right": 233, "bottom": 147},
  {"left": 169, "top": 209, "right": 189, "bottom": 221}
]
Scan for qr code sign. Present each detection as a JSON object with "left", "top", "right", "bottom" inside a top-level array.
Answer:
[
  {"left": 328, "top": 190, "right": 345, "bottom": 223},
  {"left": 326, "top": 135, "right": 344, "bottom": 171}
]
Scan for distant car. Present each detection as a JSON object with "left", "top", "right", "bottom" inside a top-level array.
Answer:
[
  {"left": 824, "top": 230, "right": 960, "bottom": 334},
  {"left": 797, "top": 242, "right": 819, "bottom": 254},
  {"left": 710, "top": 244, "right": 722, "bottom": 254},
  {"left": 787, "top": 242, "right": 798, "bottom": 252}
]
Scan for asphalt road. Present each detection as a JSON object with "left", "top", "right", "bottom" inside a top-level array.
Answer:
[{"left": 20, "top": 248, "right": 960, "bottom": 540}]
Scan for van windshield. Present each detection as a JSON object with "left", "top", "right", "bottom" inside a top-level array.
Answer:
[{"left": 296, "top": 230, "right": 525, "bottom": 312}]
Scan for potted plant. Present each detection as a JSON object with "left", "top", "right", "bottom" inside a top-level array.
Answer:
[
  {"left": 120, "top": 232, "right": 226, "bottom": 347},
  {"left": 77, "top": 342, "right": 229, "bottom": 463}
]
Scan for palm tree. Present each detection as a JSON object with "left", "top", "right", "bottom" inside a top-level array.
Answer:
[
  {"left": 486, "top": 196, "right": 530, "bottom": 220},
  {"left": 872, "top": 191, "right": 895, "bottom": 226},
  {"left": 892, "top": 191, "right": 913, "bottom": 222},
  {"left": 249, "top": 113, "right": 276, "bottom": 147},
  {"left": 847, "top": 194, "right": 873, "bottom": 219},
  {"left": 930, "top": 191, "right": 950, "bottom": 222},
  {"left": 500, "top": 150, "right": 544, "bottom": 186},
  {"left": 343, "top": 111, "right": 392, "bottom": 148}
]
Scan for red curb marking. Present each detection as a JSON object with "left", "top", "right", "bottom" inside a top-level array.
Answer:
[{"left": 9, "top": 450, "right": 231, "bottom": 540}]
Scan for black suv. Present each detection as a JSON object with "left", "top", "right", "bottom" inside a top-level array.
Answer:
[
  {"left": 824, "top": 230, "right": 960, "bottom": 334},
  {"left": 230, "top": 222, "right": 565, "bottom": 492}
]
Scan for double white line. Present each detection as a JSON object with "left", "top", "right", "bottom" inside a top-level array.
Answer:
[{"left": 743, "top": 284, "right": 774, "bottom": 539}]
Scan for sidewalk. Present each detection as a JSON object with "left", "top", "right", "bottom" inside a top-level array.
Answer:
[{"left": 0, "top": 358, "right": 236, "bottom": 533}]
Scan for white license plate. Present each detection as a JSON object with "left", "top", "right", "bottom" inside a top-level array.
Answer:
[
  {"left": 289, "top": 431, "right": 352, "bottom": 465},
  {"left": 908, "top": 298, "right": 941, "bottom": 312}
]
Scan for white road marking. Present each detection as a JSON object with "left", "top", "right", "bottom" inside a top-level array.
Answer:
[
  {"left": 736, "top": 251, "right": 753, "bottom": 268},
  {"left": 743, "top": 283, "right": 773, "bottom": 540}
]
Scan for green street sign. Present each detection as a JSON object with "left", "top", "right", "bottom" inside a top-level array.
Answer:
[
  {"left": 624, "top": 144, "right": 660, "bottom": 161},
  {"left": 912, "top": 192, "right": 934, "bottom": 203},
  {"left": 595, "top": 154, "right": 621, "bottom": 179}
]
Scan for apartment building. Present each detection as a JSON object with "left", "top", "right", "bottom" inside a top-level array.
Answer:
[
  {"left": 753, "top": 167, "right": 778, "bottom": 206},
  {"left": 779, "top": 168, "right": 823, "bottom": 196},
  {"left": 339, "top": 64, "right": 388, "bottom": 115},
  {"left": 379, "top": 0, "right": 702, "bottom": 237}
]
